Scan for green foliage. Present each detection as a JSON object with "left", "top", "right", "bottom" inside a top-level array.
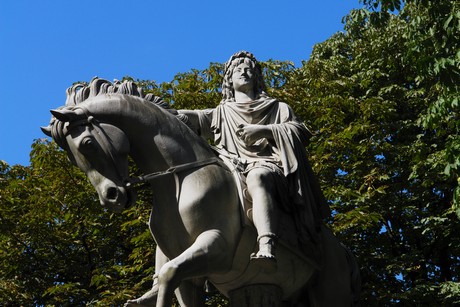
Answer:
[
  {"left": 359, "top": 0, "right": 460, "bottom": 217},
  {"left": 0, "top": 140, "right": 155, "bottom": 305},
  {"left": 157, "top": 63, "right": 224, "bottom": 110},
  {"left": 292, "top": 1, "right": 460, "bottom": 304}
]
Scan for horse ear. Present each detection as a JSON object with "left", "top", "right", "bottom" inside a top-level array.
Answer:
[
  {"left": 50, "top": 109, "right": 82, "bottom": 122},
  {"left": 41, "top": 125, "right": 52, "bottom": 137}
]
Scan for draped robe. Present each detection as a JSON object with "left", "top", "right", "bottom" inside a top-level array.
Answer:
[{"left": 195, "top": 96, "right": 330, "bottom": 249}]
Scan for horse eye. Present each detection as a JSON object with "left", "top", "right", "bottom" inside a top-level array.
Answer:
[{"left": 80, "top": 137, "right": 96, "bottom": 151}]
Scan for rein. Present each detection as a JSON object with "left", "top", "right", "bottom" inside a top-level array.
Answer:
[
  {"left": 125, "top": 157, "right": 220, "bottom": 188},
  {"left": 64, "top": 113, "right": 221, "bottom": 191}
]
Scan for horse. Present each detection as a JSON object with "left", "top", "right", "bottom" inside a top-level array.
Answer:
[{"left": 42, "top": 78, "right": 360, "bottom": 306}]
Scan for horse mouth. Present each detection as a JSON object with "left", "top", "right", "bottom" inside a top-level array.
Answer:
[{"left": 100, "top": 185, "right": 136, "bottom": 212}]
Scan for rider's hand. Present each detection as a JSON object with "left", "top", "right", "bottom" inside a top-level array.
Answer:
[{"left": 236, "top": 124, "right": 273, "bottom": 146}]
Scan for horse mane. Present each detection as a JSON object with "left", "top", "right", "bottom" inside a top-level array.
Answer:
[
  {"left": 65, "top": 77, "right": 192, "bottom": 125},
  {"left": 46, "top": 77, "right": 192, "bottom": 150},
  {"left": 66, "top": 77, "right": 165, "bottom": 108}
]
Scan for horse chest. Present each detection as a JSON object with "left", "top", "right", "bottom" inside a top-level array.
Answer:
[{"left": 147, "top": 190, "right": 197, "bottom": 254}]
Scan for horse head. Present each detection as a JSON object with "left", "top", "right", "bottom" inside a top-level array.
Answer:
[{"left": 42, "top": 107, "right": 136, "bottom": 212}]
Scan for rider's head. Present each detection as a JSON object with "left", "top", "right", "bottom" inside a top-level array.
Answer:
[{"left": 222, "top": 51, "right": 266, "bottom": 101}]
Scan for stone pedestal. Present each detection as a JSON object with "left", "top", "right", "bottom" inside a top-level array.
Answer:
[{"left": 229, "top": 284, "right": 282, "bottom": 307}]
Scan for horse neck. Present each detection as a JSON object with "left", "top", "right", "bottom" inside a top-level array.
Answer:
[
  {"left": 130, "top": 115, "right": 215, "bottom": 174},
  {"left": 85, "top": 95, "right": 214, "bottom": 173}
]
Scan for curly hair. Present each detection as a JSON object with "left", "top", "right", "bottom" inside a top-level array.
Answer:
[{"left": 221, "top": 51, "right": 267, "bottom": 101}]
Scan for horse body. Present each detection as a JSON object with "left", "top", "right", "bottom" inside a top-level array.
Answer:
[{"left": 44, "top": 85, "right": 359, "bottom": 306}]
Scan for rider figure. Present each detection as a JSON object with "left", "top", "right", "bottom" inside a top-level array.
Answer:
[{"left": 180, "top": 51, "right": 330, "bottom": 267}]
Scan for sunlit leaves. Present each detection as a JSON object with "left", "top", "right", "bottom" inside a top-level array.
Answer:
[
  {"left": 295, "top": 1, "right": 460, "bottom": 304},
  {"left": 0, "top": 140, "right": 155, "bottom": 305}
]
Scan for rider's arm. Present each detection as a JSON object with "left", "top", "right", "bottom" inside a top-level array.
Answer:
[
  {"left": 178, "top": 110, "right": 200, "bottom": 134},
  {"left": 178, "top": 109, "right": 214, "bottom": 140}
]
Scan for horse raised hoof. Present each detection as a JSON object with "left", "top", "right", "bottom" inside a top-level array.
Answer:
[{"left": 124, "top": 288, "right": 158, "bottom": 307}]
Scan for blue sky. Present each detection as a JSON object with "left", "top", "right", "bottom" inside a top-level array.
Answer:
[{"left": 0, "top": 0, "right": 359, "bottom": 166}]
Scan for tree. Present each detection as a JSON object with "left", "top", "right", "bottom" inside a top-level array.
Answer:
[
  {"left": 287, "top": 1, "right": 460, "bottom": 304},
  {"left": 358, "top": 0, "right": 460, "bottom": 216},
  {"left": 0, "top": 140, "right": 155, "bottom": 305}
]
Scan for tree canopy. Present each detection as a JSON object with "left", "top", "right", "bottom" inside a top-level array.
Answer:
[
  {"left": 0, "top": 141, "right": 156, "bottom": 305},
  {"left": 1, "top": 0, "right": 459, "bottom": 305},
  {"left": 293, "top": 0, "right": 460, "bottom": 303}
]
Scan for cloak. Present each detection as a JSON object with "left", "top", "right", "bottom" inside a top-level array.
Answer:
[{"left": 196, "top": 96, "right": 330, "bottom": 246}]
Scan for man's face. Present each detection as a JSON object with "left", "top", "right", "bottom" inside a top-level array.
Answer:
[{"left": 232, "top": 62, "right": 255, "bottom": 93}]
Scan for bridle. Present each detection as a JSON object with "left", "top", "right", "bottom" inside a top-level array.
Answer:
[{"left": 62, "top": 111, "right": 220, "bottom": 192}]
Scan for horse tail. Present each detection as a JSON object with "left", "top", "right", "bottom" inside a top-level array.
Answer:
[{"left": 341, "top": 243, "right": 361, "bottom": 307}]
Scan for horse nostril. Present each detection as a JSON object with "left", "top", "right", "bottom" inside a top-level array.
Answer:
[{"left": 106, "top": 187, "right": 118, "bottom": 200}]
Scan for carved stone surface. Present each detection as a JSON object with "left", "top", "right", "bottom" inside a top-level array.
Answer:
[
  {"left": 42, "top": 52, "right": 361, "bottom": 306},
  {"left": 229, "top": 284, "right": 282, "bottom": 307}
]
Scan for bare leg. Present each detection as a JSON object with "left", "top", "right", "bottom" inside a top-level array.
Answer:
[{"left": 246, "top": 168, "right": 279, "bottom": 263}]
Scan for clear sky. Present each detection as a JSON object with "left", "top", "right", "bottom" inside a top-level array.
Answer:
[{"left": 0, "top": 0, "right": 360, "bottom": 166}]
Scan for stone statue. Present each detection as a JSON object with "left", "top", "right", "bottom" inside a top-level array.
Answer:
[
  {"left": 42, "top": 53, "right": 360, "bottom": 306},
  {"left": 179, "top": 51, "right": 330, "bottom": 268}
]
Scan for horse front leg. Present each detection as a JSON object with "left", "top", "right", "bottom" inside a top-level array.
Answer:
[
  {"left": 125, "top": 247, "right": 206, "bottom": 307},
  {"left": 156, "top": 229, "right": 233, "bottom": 307}
]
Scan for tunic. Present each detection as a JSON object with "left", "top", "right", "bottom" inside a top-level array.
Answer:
[{"left": 195, "top": 95, "right": 330, "bottom": 246}]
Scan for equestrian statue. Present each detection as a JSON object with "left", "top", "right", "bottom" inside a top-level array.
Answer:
[{"left": 42, "top": 51, "right": 360, "bottom": 306}]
